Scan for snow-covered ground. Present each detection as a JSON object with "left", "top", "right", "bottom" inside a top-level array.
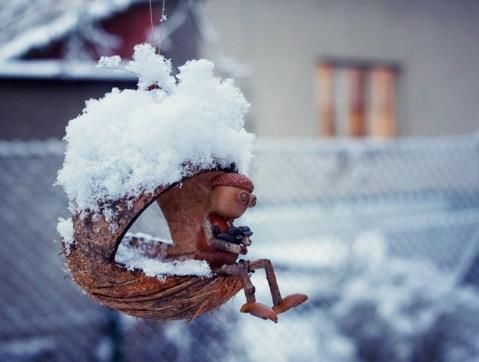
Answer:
[
  {"left": 5, "top": 122, "right": 479, "bottom": 361},
  {"left": 113, "top": 231, "right": 479, "bottom": 362},
  {"left": 110, "top": 178, "right": 479, "bottom": 361}
]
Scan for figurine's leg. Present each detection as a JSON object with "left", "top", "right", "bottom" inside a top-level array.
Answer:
[
  {"left": 213, "top": 262, "right": 277, "bottom": 323},
  {"left": 239, "top": 265, "right": 256, "bottom": 304},
  {"left": 213, "top": 263, "right": 255, "bottom": 302},
  {"left": 248, "top": 259, "right": 282, "bottom": 305},
  {"left": 249, "top": 259, "right": 308, "bottom": 314}
]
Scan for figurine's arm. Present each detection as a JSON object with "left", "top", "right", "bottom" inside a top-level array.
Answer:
[
  {"left": 212, "top": 224, "right": 250, "bottom": 254},
  {"left": 210, "top": 238, "right": 244, "bottom": 254}
]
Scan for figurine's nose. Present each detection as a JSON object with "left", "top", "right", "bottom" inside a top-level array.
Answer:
[{"left": 249, "top": 194, "right": 257, "bottom": 208}]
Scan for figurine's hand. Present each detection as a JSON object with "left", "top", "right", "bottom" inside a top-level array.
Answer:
[
  {"left": 240, "top": 244, "right": 248, "bottom": 255},
  {"left": 241, "top": 236, "right": 252, "bottom": 246}
]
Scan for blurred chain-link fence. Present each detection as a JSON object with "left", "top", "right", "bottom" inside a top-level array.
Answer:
[{"left": 1, "top": 136, "right": 479, "bottom": 362}]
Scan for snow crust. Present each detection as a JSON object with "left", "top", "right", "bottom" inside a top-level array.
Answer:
[
  {"left": 124, "top": 231, "right": 173, "bottom": 245},
  {"left": 230, "top": 231, "right": 479, "bottom": 362},
  {"left": 116, "top": 233, "right": 211, "bottom": 278},
  {"left": 97, "top": 55, "right": 121, "bottom": 68},
  {"left": 329, "top": 232, "right": 479, "bottom": 361},
  {"left": 57, "top": 217, "right": 74, "bottom": 254},
  {"left": 57, "top": 44, "right": 253, "bottom": 214}
]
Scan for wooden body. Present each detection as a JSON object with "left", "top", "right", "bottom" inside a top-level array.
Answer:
[{"left": 65, "top": 169, "right": 243, "bottom": 321}]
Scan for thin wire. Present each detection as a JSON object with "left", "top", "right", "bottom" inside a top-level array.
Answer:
[
  {"left": 148, "top": 0, "right": 154, "bottom": 33},
  {"left": 161, "top": 0, "right": 167, "bottom": 22},
  {"left": 148, "top": 0, "right": 167, "bottom": 54},
  {"left": 158, "top": 0, "right": 167, "bottom": 54}
]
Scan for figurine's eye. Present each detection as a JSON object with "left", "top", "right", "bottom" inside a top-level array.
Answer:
[
  {"left": 249, "top": 195, "right": 257, "bottom": 207},
  {"left": 238, "top": 191, "right": 249, "bottom": 204}
]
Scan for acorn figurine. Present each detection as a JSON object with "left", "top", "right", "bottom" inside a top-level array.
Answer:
[{"left": 179, "top": 173, "right": 309, "bottom": 323}]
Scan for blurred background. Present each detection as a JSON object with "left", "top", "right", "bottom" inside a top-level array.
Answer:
[{"left": 1, "top": 1, "right": 479, "bottom": 361}]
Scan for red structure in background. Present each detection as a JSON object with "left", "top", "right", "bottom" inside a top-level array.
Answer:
[
  {"left": 0, "top": 0, "right": 198, "bottom": 140},
  {"left": 24, "top": 2, "right": 178, "bottom": 61},
  {"left": 103, "top": 3, "right": 161, "bottom": 59}
]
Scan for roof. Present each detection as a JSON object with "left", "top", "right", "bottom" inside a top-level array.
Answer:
[
  {"left": 0, "top": 0, "right": 146, "bottom": 60},
  {"left": 0, "top": 59, "right": 136, "bottom": 81},
  {"left": 0, "top": 0, "right": 249, "bottom": 79}
]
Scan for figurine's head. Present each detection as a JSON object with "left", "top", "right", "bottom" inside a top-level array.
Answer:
[{"left": 211, "top": 173, "right": 256, "bottom": 220}]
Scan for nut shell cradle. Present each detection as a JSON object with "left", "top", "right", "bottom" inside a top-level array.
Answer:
[{"left": 64, "top": 169, "right": 307, "bottom": 321}]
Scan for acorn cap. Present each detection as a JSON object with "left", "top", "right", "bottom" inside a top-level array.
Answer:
[{"left": 211, "top": 173, "right": 254, "bottom": 192}]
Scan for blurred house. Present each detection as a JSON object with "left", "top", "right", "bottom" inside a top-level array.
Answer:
[
  {"left": 0, "top": 0, "right": 199, "bottom": 140},
  {"left": 204, "top": 0, "right": 479, "bottom": 138},
  {"left": 3, "top": 0, "right": 479, "bottom": 140}
]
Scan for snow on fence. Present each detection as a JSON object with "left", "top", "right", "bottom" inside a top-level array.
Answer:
[
  {"left": 1, "top": 136, "right": 479, "bottom": 362},
  {"left": 253, "top": 136, "right": 479, "bottom": 204}
]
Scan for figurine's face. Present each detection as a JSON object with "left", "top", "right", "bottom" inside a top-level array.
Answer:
[{"left": 211, "top": 186, "right": 256, "bottom": 219}]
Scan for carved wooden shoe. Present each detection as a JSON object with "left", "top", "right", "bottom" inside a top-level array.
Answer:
[
  {"left": 273, "top": 293, "right": 308, "bottom": 314},
  {"left": 240, "top": 302, "right": 278, "bottom": 323}
]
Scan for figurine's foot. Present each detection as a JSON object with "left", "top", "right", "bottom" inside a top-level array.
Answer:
[
  {"left": 273, "top": 294, "right": 308, "bottom": 314},
  {"left": 240, "top": 302, "right": 278, "bottom": 323}
]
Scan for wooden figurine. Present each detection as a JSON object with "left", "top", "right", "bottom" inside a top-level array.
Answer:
[
  {"left": 65, "top": 168, "right": 307, "bottom": 323},
  {"left": 191, "top": 173, "right": 307, "bottom": 322}
]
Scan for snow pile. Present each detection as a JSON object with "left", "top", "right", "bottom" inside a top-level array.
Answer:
[
  {"left": 57, "top": 217, "right": 74, "bottom": 254},
  {"left": 57, "top": 43, "right": 253, "bottom": 214},
  {"left": 232, "top": 231, "right": 479, "bottom": 362},
  {"left": 237, "top": 312, "right": 357, "bottom": 362},
  {"left": 330, "top": 233, "right": 479, "bottom": 362},
  {"left": 112, "top": 231, "right": 479, "bottom": 361},
  {"left": 116, "top": 233, "right": 211, "bottom": 278},
  {"left": 123, "top": 231, "right": 173, "bottom": 245}
]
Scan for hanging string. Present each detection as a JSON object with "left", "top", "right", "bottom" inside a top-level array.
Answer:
[
  {"left": 158, "top": 0, "right": 167, "bottom": 54},
  {"left": 148, "top": 0, "right": 167, "bottom": 54},
  {"left": 161, "top": 0, "right": 167, "bottom": 22},
  {"left": 148, "top": 0, "right": 154, "bottom": 33}
]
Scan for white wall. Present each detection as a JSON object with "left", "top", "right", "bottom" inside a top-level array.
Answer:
[{"left": 203, "top": 0, "right": 479, "bottom": 137}]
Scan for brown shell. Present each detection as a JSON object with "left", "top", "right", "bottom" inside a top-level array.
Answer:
[{"left": 65, "top": 169, "right": 243, "bottom": 321}]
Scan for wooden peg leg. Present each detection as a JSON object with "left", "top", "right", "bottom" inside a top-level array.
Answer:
[
  {"left": 213, "top": 262, "right": 256, "bottom": 303},
  {"left": 248, "top": 259, "right": 283, "bottom": 306}
]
